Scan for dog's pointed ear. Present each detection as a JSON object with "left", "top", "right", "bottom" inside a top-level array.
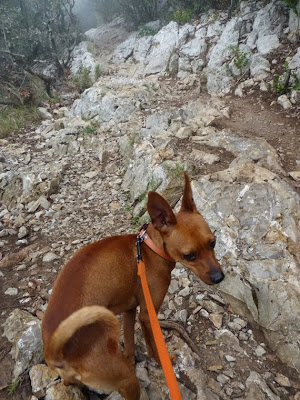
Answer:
[
  {"left": 147, "top": 191, "right": 176, "bottom": 233},
  {"left": 181, "top": 172, "right": 197, "bottom": 212}
]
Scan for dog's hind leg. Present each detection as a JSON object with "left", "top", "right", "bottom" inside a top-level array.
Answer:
[
  {"left": 79, "top": 336, "right": 141, "bottom": 400},
  {"left": 123, "top": 308, "right": 136, "bottom": 367}
]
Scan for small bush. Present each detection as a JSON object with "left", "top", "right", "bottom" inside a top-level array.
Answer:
[
  {"left": 282, "top": 0, "right": 299, "bottom": 15},
  {"left": 273, "top": 61, "right": 300, "bottom": 95},
  {"left": 7, "top": 379, "right": 19, "bottom": 395},
  {"left": 234, "top": 52, "right": 248, "bottom": 72},
  {"left": 73, "top": 67, "right": 93, "bottom": 92},
  {"left": 172, "top": 9, "right": 194, "bottom": 24},
  {"left": 83, "top": 126, "right": 97, "bottom": 134},
  {"left": 95, "top": 64, "right": 102, "bottom": 80},
  {"left": 230, "top": 46, "right": 249, "bottom": 74},
  {"left": 138, "top": 24, "right": 159, "bottom": 36},
  {"left": 168, "top": 0, "right": 239, "bottom": 16},
  {"left": 0, "top": 106, "right": 41, "bottom": 137}
]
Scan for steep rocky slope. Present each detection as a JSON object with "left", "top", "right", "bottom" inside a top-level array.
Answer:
[{"left": 0, "top": 1, "right": 300, "bottom": 399}]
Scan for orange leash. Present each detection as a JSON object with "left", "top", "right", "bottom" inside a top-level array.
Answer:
[{"left": 137, "top": 257, "right": 182, "bottom": 400}]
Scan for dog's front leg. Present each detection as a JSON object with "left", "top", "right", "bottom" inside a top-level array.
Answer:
[
  {"left": 139, "top": 304, "right": 160, "bottom": 364},
  {"left": 123, "top": 308, "right": 136, "bottom": 367},
  {"left": 138, "top": 274, "right": 171, "bottom": 364}
]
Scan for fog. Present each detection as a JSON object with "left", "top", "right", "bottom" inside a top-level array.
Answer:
[{"left": 74, "top": 0, "right": 99, "bottom": 32}]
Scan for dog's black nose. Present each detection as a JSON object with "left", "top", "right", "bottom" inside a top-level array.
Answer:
[{"left": 210, "top": 269, "right": 224, "bottom": 284}]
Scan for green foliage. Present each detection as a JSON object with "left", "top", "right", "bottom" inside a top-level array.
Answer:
[
  {"left": 172, "top": 9, "right": 194, "bottom": 24},
  {"left": 92, "top": 0, "right": 239, "bottom": 28},
  {"left": 73, "top": 67, "right": 93, "bottom": 92},
  {"left": 82, "top": 119, "right": 99, "bottom": 134},
  {"left": 0, "top": 106, "right": 41, "bottom": 137},
  {"left": 122, "top": 202, "right": 132, "bottom": 213},
  {"left": 281, "top": 0, "right": 299, "bottom": 15},
  {"left": 83, "top": 126, "right": 97, "bottom": 134},
  {"left": 168, "top": 0, "right": 238, "bottom": 18},
  {"left": 95, "top": 64, "right": 102, "bottom": 80},
  {"left": 293, "top": 75, "right": 300, "bottom": 90},
  {"left": 138, "top": 24, "right": 159, "bottom": 36},
  {"left": 273, "top": 74, "right": 287, "bottom": 95},
  {"left": 230, "top": 45, "right": 249, "bottom": 74},
  {"left": 92, "top": 0, "right": 160, "bottom": 27},
  {"left": 0, "top": 0, "right": 79, "bottom": 68},
  {"left": 273, "top": 61, "right": 300, "bottom": 95},
  {"left": 7, "top": 379, "right": 19, "bottom": 395},
  {"left": 148, "top": 178, "right": 159, "bottom": 191},
  {"left": 163, "top": 162, "right": 185, "bottom": 179},
  {"left": 0, "top": 0, "right": 80, "bottom": 106}
]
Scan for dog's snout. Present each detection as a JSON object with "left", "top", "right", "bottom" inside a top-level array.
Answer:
[{"left": 210, "top": 268, "right": 224, "bottom": 284}]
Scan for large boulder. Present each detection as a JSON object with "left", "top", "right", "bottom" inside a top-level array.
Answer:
[
  {"left": 192, "top": 130, "right": 285, "bottom": 175},
  {"left": 256, "top": 34, "right": 280, "bottom": 55},
  {"left": 122, "top": 99, "right": 230, "bottom": 205},
  {"left": 206, "top": 17, "right": 242, "bottom": 93},
  {"left": 208, "top": 17, "right": 242, "bottom": 68},
  {"left": 70, "top": 41, "right": 100, "bottom": 81},
  {"left": 288, "top": 3, "right": 300, "bottom": 42},
  {"left": 112, "top": 33, "right": 138, "bottom": 63},
  {"left": 250, "top": 54, "right": 271, "bottom": 81},
  {"left": 133, "top": 36, "right": 154, "bottom": 63},
  {"left": 144, "top": 22, "right": 194, "bottom": 76},
  {"left": 70, "top": 77, "right": 154, "bottom": 125},
  {"left": 246, "top": 0, "right": 288, "bottom": 48},
  {"left": 3, "top": 309, "right": 44, "bottom": 378},
  {"left": 178, "top": 27, "right": 208, "bottom": 77},
  {"left": 0, "top": 164, "right": 63, "bottom": 210},
  {"left": 191, "top": 163, "right": 300, "bottom": 372}
]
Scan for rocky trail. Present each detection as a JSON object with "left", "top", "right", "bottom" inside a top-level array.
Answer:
[{"left": 1, "top": 3, "right": 300, "bottom": 400}]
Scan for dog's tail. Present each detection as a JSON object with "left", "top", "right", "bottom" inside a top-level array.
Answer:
[{"left": 45, "top": 306, "right": 119, "bottom": 368}]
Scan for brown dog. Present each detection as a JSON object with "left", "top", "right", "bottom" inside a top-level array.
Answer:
[{"left": 42, "top": 173, "right": 224, "bottom": 400}]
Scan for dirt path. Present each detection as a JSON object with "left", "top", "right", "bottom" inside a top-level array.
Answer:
[{"left": 215, "top": 91, "right": 300, "bottom": 194}]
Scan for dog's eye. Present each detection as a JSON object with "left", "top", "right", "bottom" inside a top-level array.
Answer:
[
  {"left": 183, "top": 252, "right": 197, "bottom": 261},
  {"left": 210, "top": 239, "right": 216, "bottom": 249}
]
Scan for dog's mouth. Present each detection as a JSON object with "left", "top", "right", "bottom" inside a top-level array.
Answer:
[{"left": 187, "top": 264, "right": 225, "bottom": 285}]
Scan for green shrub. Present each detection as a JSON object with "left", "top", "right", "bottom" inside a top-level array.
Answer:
[
  {"left": 138, "top": 24, "right": 159, "bottom": 36},
  {"left": 83, "top": 126, "right": 97, "bottom": 134},
  {"left": 229, "top": 45, "right": 249, "bottom": 74},
  {"left": 282, "top": 0, "right": 299, "bottom": 15},
  {"left": 168, "top": 0, "right": 239, "bottom": 16},
  {"left": 73, "top": 67, "right": 93, "bottom": 92},
  {"left": 92, "top": 0, "right": 160, "bottom": 27},
  {"left": 273, "top": 61, "right": 300, "bottom": 95},
  {"left": 172, "top": 9, "right": 194, "bottom": 24},
  {"left": 0, "top": 106, "right": 41, "bottom": 137},
  {"left": 95, "top": 64, "right": 102, "bottom": 80},
  {"left": 7, "top": 378, "right": 19, "bottom": 395}
]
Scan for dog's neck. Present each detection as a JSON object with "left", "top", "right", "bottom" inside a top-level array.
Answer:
[{"left": 146, "top": 224, "right": 173, "bottom": 261}]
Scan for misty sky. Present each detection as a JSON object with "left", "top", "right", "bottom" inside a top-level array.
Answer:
[{"left": 74, "top": 0, "right": 98, "bottom": 31}]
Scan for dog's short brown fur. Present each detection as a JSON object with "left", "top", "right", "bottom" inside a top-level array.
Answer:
[{"left": 42, "top": 173, "right": 224, "bottom": 400}]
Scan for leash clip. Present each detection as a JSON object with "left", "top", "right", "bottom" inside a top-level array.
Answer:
[
  {"left": 135, "top": 236, "right": 143, "bottom": 262},
  {"left": 136, "top": 223, "right": 149, "bottom": 262}
]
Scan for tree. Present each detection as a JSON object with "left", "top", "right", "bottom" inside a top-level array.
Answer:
[
  {"left": 91, "top": 0, "right": 159, "bottom": 27},
  {"left": 0, "top": 0, "right": 80, "bottom": 105}
]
